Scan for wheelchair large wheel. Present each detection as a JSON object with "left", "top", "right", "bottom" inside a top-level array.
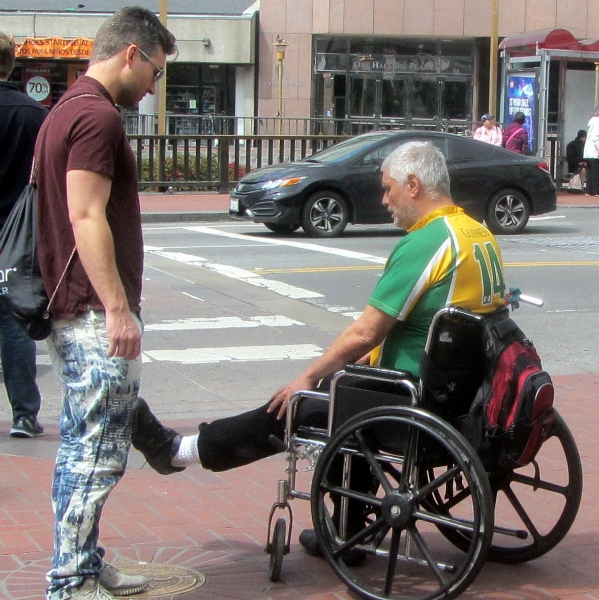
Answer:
[
  {"left": 310, "top": 406, "right": 494, "bottom": 600},
  {"left": 423, "top": 411, "right": 582, "bottom": 564}
]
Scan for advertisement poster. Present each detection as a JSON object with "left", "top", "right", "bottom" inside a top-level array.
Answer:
[
  {"left": 504, "top": 71, "right": 537, "bottom": 153},
  {"left": 67, "top": 64, "right": 87, "bottom": 88},
  {"left": 23, "top": 63, "right": 52, "bottom": 107}
]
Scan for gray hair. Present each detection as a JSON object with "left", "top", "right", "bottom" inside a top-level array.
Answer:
[
  {"left": 382, "top": 141, "right": 451, "bottom": 201},
  {"left": 91, "top": 6, "right": 177, "bottom": 63}
]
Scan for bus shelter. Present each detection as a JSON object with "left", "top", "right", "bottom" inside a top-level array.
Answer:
[{"left": 500, "top": 28, "right": 599, "bottom": 182}]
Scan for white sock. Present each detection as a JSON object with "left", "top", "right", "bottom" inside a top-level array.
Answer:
[{"left": 171, "top": 434, "right": 200, "bottom": 467}]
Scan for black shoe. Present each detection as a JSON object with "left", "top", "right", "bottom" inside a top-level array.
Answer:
[
  {"left": 298, "top": 528, "right": 366, "bottom": 567},
  {"left": 10, "top": 416, "right": 44, "bottom": 438},
  {"left": 131, "top": 397, "right": 185, "bottom": 475}
]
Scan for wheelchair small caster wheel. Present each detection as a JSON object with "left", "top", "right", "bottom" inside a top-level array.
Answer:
[{"left": 268, "top": 517, "right": 286, "bottom": 582}]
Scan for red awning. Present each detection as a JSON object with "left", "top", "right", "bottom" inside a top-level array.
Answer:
[{"left": 499, "top": 28, "right": 581, "bottom": 52}]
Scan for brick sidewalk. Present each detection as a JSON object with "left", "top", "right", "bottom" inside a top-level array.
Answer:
[{"left": 1, "top": 373, "right": 597, "bottom": 599}]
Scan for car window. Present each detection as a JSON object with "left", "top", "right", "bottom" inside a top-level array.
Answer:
[
  {"left": 306, "top": 133, "right": 392, "bottom": 164},
  {"left": 354, "top": 136, "right": 449, "bottom": 167},
  {"left": 356, "top": 140, "right": 403, "bottom": 167},
  {"left": 448, "top": 137, "right": 498, "bottom": 162}
]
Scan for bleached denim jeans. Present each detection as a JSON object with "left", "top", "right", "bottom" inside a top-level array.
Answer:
[{"left": 45, "top": 310, "right": 142, "bottom": 599}]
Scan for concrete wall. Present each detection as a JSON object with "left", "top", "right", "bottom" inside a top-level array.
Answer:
[
  {"left": 258, "top": 0, "right": 599, "bottom": 119},
  {"left": 1, "top": 12, "right": 256, "bottom": 64}
]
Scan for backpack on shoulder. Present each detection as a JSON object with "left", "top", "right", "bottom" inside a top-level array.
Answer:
[{"left": 460, "top": 308, "right": 555, "bottom": 470}]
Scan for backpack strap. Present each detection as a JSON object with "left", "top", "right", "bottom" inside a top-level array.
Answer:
[
  {"left": 30, "top": 93, "right": 101, "bottom": 184},
  {"left": 505, "top": 127, "right": 525, "bottom": 147}
]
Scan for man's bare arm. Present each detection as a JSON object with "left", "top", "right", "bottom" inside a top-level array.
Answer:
[
  {"left": 66, "top": 169, "right": 141, "bottom": 360},
  {"left": 268, "top": 305, "right": 397, "bottom": 418}
]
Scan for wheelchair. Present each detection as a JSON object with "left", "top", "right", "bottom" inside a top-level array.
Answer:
[{"left": 265, "top": 300, "right": 583, "bottom": 600}]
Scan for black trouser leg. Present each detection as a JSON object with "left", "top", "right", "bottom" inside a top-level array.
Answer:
[
  {"left": 587, "top": 158, "right": 599, "bottom": 194},
  {"left": 197, "top": 397, "right": 329, "bottom": 471}
]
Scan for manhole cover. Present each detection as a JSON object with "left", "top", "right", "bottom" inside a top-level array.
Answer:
[{"left": 112, "top": 557, "right": 206, "bottom": 597}]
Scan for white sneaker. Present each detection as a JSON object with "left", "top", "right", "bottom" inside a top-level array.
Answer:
[
  {"left": 98, "top": 563, "right": 150, "bottom": 596},
  {"left": 69, "top": 579, "right": 116, "bottom": 599}
]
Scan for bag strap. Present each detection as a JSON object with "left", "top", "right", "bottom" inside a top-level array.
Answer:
[
  {"left": 30, "top": 93, "right": 101, "bottom": 184},
  {"left": 43, "top": 246, "right": 77, "bottom": 319},
  {"left": 32, "top": 92, "right": 99, "bottom": 317},
  {"left": 505, "top": 127, "right": 525, "bottom": 147}
]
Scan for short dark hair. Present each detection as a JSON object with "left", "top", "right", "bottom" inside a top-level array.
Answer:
[
  {"left": 91, "top": 6, "right": 176, "bottom": 63},
  {"left": 0, "top": 31, "right": 15, "bottom": 79},
  {"left": 577, "top": 129, "right": 587, "bottom": 139},
  {"left": 513, "top": 112, "right": 526, "bottom": 125}
]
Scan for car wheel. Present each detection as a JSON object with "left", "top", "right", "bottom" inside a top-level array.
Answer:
[
  {"left": 301, "top": 191, "right": 349, "bottom": 238},
  {"left": 486, "top": 189, "right": 530, "bottom": 234},
  {"left": 264, "top": 223, "right": 300, "bottom": 235}
]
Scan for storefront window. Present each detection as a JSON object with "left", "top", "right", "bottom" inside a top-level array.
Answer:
[
  {"left": 412, "top": 79, "right": 438, "bottom": 118},
  {"left": 350, "top": 76, "right": 376, "bottom": 117},
  {"left": 381, "top": 78, "right": 405, "bottom": 117},
  {"left": 444, "top": 80, "right": 468, "bottom": 119},
  {"left": 313, "top": 35, "right": 474, "bottom": 125}
]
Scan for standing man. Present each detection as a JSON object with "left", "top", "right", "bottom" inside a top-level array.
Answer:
[
  {"left": 0, "top": 32, "right": 45, "bottom": 438},
  {"left": 35, "top": 7, "right": 177, "bottom": 600},
  {"left": 472, "top": 114, "right": 502, "bottom": 146}
]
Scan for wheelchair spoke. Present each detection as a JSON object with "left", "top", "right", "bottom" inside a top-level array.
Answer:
[
  {"left": 508, "top": 471, "right": 570, "bottom": 496},
  {"left": 414, "top": 509, "right": 479, "bottom": 535},
  {"left": 384, "top": 527, "right": 402, "bottom": 596},
  {"left": 399, "top": 425, "right": 419, "bottom": 492},
  {"left": 355, "top": 428, "right": 394, "bottom": 495},
  {"left": 408, "top": 524, "right": 448, "bottom": 586},
  {"left": 412, "top": 464, "right": 462, "bottom": 503},
  {"left": 320, "top": 481, "right": 383, "bottom": 510},
  {"left": 501, "top": 484, "right": 542, "bottom": 541},
  {"left": 335, "top": 517, "right": 386, "bottom": 554}
]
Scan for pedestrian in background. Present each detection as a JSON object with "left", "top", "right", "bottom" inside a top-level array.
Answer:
[
  {"left": 472, "top": 113, "right": 502, "bottom": 146},
  {"left": 35, "top": 7, "right": 177, "bottom": 599},
  {"left": 0, "top": 31, "right": 45, "bottom": 438},
  {"left": 502, "top": 111, "right": 529, "bottom": 154},
  {"left": 583, "top": 108, "right": 599, "bottom": 196},
  {"left": 566, "top": 129, "right": 587, "bottom": 174}
]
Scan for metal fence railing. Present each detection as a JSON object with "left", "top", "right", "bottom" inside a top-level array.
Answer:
[
  {"left": 130, "top": 134, "right": 347, "bottom": 192},
  {"left": 123, "top": 114, "right": 474, "bottom": 138},
  {"left": 129, "top": 126, "right": 564, "bottom": 193}
]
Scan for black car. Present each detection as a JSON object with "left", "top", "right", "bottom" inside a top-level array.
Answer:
[{"left": 229, "top": 130, "right": 556, "bottom": 237}]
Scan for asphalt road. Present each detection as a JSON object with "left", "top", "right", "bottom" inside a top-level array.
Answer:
[{"left": 4, "top": 206, "right": 599, "bottom": 427}]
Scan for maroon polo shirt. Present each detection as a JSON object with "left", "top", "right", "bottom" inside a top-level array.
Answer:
[{"left": 36, "top": 76, "right": 142, "bottom": 319}]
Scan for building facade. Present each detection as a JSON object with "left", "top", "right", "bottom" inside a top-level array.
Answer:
[
  {"left": 256, "top": 0, "right": 599, "bottom": 132},
  {"left": 1, "top": 0, "right": 258, "bottom": 134}
]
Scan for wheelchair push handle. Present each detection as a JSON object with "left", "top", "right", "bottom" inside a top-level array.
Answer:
[{"left": 507, "top": 287, "right": 544, "bottom": 308}]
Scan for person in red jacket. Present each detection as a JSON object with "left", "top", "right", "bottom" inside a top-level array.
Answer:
[{"left": 502, "top": 111, "right": 529, "bottom": 154}]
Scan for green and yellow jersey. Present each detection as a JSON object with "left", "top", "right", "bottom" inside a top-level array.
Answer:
[{"left": 369, "top": 205, "right": 506, "bottom": 376}]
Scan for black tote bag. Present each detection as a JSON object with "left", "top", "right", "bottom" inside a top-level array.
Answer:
[{"left": 0, "top": 182, "right": 52, "bottom": 340}]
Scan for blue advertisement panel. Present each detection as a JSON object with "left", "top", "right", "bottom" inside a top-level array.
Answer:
[{"left": 504, "top": 71, "right": 537, "bottom": 153}]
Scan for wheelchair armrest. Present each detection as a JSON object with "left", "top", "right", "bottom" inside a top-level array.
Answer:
[{"left": 343, "top": 363, "right": 416, "bottom": 382}]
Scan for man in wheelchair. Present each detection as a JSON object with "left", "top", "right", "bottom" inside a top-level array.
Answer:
[{"left": 132, "top": 141, "right": 507, "bottom": 560}]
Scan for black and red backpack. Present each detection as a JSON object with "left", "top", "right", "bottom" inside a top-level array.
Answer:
[
  {"left": 421, "top": 306, "right": 555, "bottom": 470},
  {"left": 460, "top": 309, "right": 555, "bottom": 469}
]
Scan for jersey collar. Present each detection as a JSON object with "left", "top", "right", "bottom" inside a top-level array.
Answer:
[{"left": 408, "top": 204, "right": 464, "bottom": 233}]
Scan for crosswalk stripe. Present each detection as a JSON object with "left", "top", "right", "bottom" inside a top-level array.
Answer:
[
  {"left": 144, "top": 315, "right": 304, "bottom": 331},
  {"left": 142, "top": 344, "right": 323, "bottom": 364},
  {"left": 145, "top": 247, "right": 324, "bottom": 299}
]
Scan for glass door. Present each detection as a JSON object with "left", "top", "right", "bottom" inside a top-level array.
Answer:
[{"left": 349, "top": 75, "right": 376, "bottom": 118}]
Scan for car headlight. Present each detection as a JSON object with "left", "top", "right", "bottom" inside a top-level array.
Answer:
[{"left": 260, "top": 177, "right": 304, "bottom": 190}]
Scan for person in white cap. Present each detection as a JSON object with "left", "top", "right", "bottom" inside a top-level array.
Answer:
[{"left": 473, "top": 114, "right": 502, "bottom": 146}]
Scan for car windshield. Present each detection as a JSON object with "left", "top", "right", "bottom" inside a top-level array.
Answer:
[{"left": 305, "top": 133, "right": 394, "bottom": 164}]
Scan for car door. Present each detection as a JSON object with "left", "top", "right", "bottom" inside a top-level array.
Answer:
[
  {"left": 446, "top": 137, "right": 506, "bottom": 221},
  {"left": 342, "top": 138, "right": 407, "bottom": 223}
]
